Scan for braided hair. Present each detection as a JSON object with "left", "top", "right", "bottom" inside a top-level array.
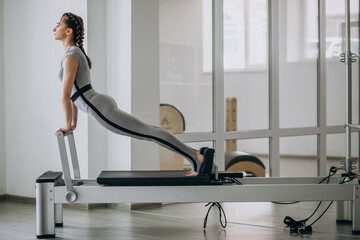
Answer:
[{"left": 62, "top": 12, "right": 92, "bottom": 69}]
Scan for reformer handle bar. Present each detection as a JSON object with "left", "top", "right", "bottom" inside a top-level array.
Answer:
[{"left": 56, "top": 130, "right": 81, "bottom": 203}]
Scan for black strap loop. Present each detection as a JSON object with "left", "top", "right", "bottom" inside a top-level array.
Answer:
[
  {"left": 203, "top": 202, "right": 227, "bottom": 229},
  {"left": 283, "top": 216, "right": 305, "bottom": 228},
  {"left": 71, "top": 84, "right": 92, "bottom": 102}
]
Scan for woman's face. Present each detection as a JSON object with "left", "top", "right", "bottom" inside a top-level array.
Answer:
[{"left": 53, "top": 18, "right": 69, "bottom": 41}]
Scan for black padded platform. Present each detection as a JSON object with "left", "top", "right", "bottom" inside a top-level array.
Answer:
[
  {"left": 211, "top": 171, "right": 243, "bottom": 179},
  {"left": 36, "top": 171, "right": 63, "bottom": 183},
  {"left": 97, "top": 171, "right": 211, "bottom": 186}
]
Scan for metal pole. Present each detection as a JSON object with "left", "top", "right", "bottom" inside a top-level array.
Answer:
[
  {"left": 317, "top": 0, "right": 327, "bottom": 176},
  {"left": 358, "top": 3, "right": 360, "bottom": 172},
  {"left": 212, "top": 0, "right": 225, "bottom": 171},
  {"left": 344, "top": 0, "right": 353, "bottom": 173},
  {"left": 67, "top": 132, "right": 81, "bottom": 179},
  {"left": 56, "top": 131, "right": 77, "bottom": 202},
  {"left": 269, "top": 0, "right": 280, "bottom": 177}
]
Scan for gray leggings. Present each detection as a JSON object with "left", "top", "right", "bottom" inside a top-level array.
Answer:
[{"left": 82, "top": 92, "right": 201, "bottom": 171}]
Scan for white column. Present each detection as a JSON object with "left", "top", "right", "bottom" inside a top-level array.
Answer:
[
  {"left": 105, "top": 0, "right": 132, "bottom": 170},
  {"left": 0, "top": 0, "right": 6, "bottom": 195},
  {"left": 87, "top": 0, "right": 159, "bottom": 171},
  {"left": 87, "top": 0, "right": 108, "bottom": 177},
  {"left": 131, "top": 0, "right": 160, "bottom": 170}
]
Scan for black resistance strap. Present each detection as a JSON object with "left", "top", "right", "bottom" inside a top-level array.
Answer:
[{"left": 71, "top": 84, "right": 92, "bottom": 102}]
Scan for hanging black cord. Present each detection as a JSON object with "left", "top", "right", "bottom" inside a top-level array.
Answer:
[
  {"left": 308, "top": 201, "right": 333, "bottom": 227},
  {"left": 202, "top": 178, "right": 239, "bottom": 229},
  {"left": 294, "top": 170, "right": 353, "bottom": 231},
  {"left": 304, "top": 201, "right": 322, "bottom": 222},
  {"left": 302, "top": 168, "right": 332, "bottom": 222},
  {"left": 283, "top": 166, "right": 339, "bottom": 234},
  {"left": 203, "top": 202, "right": 227, "bottom": 229},
  {"left": 274, "top": 168, "right": 337, "bottom": 206},
  {"left": 273, "top": 201, "right": 300, "bottom": 205},
  {"left": 342, "top": 178, "right": 355, "bottom": 184},
  {"left": 312, "top": 175, "right": 357, "bottom": 228},
  {"left": 230, "top": 178, "right": 243, "bottom": 185},
  {"left": 309, "top": 175, "right": 358, "bottom": 227}
]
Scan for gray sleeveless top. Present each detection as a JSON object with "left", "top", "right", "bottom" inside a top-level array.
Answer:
[{"left": 58, "top": 46, "right": 96, "bottom": 113}]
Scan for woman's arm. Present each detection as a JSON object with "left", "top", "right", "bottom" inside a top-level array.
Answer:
[
  {"left": 71, "top": 101, "right": 78, "bottom": 130},
  {"left": 57, "top": 55, "right": 78, "bottom": 133}
]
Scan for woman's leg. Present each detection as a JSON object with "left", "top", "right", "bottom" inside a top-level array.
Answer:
[{"left": 88, "top": 97, "right": 202, "bottom": 171}]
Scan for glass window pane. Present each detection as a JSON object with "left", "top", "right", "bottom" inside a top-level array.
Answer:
[
  {"left": 326, "top": 0, "right": 359, "bottom": 126},
  {"left": 280, "top": 136, "right": 317, "bottom": 177},
  {"left": 279, "top": 0, "right": 318, "bottom": 128},
  {"left": 226, "top": 138, "right": 269, "bottom": 177},
  {"left": 326, "top": 133, "right": 359, "bottom": 172},
  {"left": 224, "top": 0, "right": 269, "bottom": 131},
  {"left": 159, "top": 0, "right": 213, "bottom": 133}
]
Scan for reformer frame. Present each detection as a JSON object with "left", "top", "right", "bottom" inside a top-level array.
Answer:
[{"left": 36, "top": 131, "right": 360, "bottom": 238}]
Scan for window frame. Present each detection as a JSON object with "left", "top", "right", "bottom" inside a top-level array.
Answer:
[{"left": 174, "top": 0, "right": 357, "bottom": 177}]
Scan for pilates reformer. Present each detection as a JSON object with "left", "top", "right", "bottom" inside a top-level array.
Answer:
[{"left": 35, "top": 131, "right": 360, "bottom": 238}]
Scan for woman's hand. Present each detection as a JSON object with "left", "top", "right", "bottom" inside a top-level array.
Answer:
[
  {"left": 55, "top": 126, "right": 72, "bottom": 135},
  {"left": 70, "top": 123, "right": 77, "bottom": 131}
]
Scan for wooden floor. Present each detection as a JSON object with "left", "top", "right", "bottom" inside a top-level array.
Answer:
[{"left": 1, "top": 200, "right": 360, "bottom": 240}]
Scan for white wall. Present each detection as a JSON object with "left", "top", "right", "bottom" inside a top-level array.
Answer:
[
  {"left": 2, "top": 0, "right": 160, "bottom": 197},
  {"left": 88, "top": 0, "right": 160, "bottom": 171},
  {"left": 105, "top": 0, "right": 132, "bottom": 170},
  {"left": 131, "top": 0, "right": 160, "bottom": 170},
  {"left": 87, "top": 0, "right": 108, "bottom": 178},
  {"left": 0, "top": 0, "right": 6, "bottom": 195},
  {"left": 4, "top": 0, "right": 88, "bottom": 197}
]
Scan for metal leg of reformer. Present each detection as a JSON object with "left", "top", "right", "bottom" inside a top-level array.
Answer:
[
  {"left": 337, "top": 200, "right": 352, "bottom": 223},
  {"left": 352, "top": 185, "right": 360, "bottom": 234},
  {"left": 55, "top": 204, "right": 63, "bottom": 227},
  {"left": 36, "top": 182, "right": 56, "bottom": 239}
]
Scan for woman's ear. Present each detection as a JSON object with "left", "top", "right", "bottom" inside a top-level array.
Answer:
[{"left": 66, "top": 28, "right": 73, "bottom": 36}]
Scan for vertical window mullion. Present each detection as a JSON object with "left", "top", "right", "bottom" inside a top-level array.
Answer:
[
  {"left": 213, "top": 0, "right": 225, "bottom": 170},
  {"left": 244, "top": 0, "right": 249, "bottom": 68},
  {"left": 269, "top": 0, "right": 280, "bottom": 177},
  {"left": 318, "top": 0, "right": 327, "bottom": 176}
]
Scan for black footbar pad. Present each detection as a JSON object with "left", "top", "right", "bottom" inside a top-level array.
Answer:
[{"left": 97, "top": 170, "right": 210, "bottom": 186}]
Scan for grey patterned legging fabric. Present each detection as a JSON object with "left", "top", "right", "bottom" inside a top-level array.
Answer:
[{"left": 80, "top": 91, "right": 201, "bottom": 172}]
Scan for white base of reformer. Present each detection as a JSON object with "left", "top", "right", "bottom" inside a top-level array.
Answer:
[{"left": 36, "top": 176, "right": 360, "bottom": 238}]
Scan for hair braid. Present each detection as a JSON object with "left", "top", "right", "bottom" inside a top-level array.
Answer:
[{"left": 62, "top": 12, "right": 92, "bottom": 69}]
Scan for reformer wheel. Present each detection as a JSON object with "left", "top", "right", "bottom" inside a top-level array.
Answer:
[{"left": 225, "top": 151, "right": 266, "bottom": 177}]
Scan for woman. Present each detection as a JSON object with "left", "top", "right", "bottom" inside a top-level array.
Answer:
[{"left": 53, "top": 12, "right": 212, "bottom": 176}]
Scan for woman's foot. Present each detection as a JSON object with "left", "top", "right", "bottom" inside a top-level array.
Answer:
[{"left": 186, "top": 149, "right": 204, "bottom": 176}]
